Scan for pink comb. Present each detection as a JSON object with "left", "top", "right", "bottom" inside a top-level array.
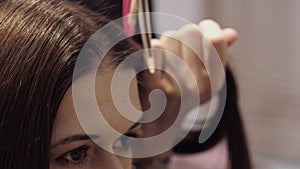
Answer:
[{"left": 122, "top": 0, "right": 136, "bottom": 36}]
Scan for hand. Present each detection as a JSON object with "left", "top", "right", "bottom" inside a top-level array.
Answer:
[{"left": 139, "top": 19, "right": 238, "bottom": 136}]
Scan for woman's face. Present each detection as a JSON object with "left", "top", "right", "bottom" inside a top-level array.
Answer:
[{"left": 50, "top": 67, "right": 142, "bottom": 169}]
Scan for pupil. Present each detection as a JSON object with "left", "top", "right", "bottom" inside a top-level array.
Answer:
[{"left": 71, "top": 148, "right": 85, "bottom": 161}]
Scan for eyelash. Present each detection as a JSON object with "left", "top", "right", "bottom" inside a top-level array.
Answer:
[
  {"left": 56, "top": 145, "right": 90, "bottom": 167},
  {"left": 55, "top": 130, "right": 139, "bottom": 167}
]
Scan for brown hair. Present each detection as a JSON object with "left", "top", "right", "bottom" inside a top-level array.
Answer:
[{"left": 0, "top": 0, "right": 136, "bottom": 168}]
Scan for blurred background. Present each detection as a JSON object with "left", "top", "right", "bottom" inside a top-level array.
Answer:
[{"left": 152, "top": 0, "right": 300, "bottom": 168}]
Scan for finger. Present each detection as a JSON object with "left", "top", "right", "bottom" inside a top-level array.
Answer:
[
  {"left": 160, "top": 30, "right": 183, "bottom": 77},
  {"left": 160, "top": 30, "right": 181, "bottom": 58},
  {"left": 222, "top": 28, "right": 238, "bottom": 46},
  {"left": 198, "top": 20, "right": 227, "bottom": 93},
  {"left": 151, "top": 38, "right": 161, "bottom": 48},
  {"left": 198, "top": 19, "right": 227, "bottom": 66},
  {"left": 179, "top": 24, "right": 205, "bottom": 72},
  {"left": 179, "top": 24, "right": 212, "bottom": 100},
  {"left": 198, "top": 19, "right": 224, "bottom": 42}
]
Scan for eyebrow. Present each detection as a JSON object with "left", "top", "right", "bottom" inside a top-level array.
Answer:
[
  {"left": 51, "top": 134, "right": 99, "bottom": 149},
  {"left": 51, "top": 121, "right": 141, "bottom": 149}
]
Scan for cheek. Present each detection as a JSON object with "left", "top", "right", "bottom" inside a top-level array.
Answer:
[
  {"left": 91, "top": 150, "right": 132, "bottom": 169},
  {"left": 118, "top": 156, "right": 133, "bottom": 169}
]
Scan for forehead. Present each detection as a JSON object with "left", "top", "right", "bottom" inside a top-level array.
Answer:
[{"left": 51, "top": 68, "right": 142, "bottom": 145}]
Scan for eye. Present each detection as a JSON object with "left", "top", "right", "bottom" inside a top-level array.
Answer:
[
  {"left": 56, "top": 145, "right": 89, "bottom": 167},
  {"left": 113, "top": 133, "right": 137, "bottom": 154}
]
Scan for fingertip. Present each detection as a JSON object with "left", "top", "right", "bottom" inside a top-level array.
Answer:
[
  {"left": 160, "top": 30, "right": 181, "bottom": 50},
  {"left": 151, "top": 39, "right": 161, "bottom": 48},
  {"left": 198, "top": 19, "right": 221, "bottom": 29},
  {"left": 198, "top": 19, "right": 223, "bottom": 40},
  {"left": 222, "top": 28, "right": 238, "bottom": 46}
]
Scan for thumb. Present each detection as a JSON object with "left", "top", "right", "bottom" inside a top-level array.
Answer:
[{"left": 222, "top": 28, "right": 238, "bottom": 47}]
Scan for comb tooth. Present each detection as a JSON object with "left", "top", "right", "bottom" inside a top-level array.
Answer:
[
  {"left": 140, "top": 0, "right": 155, "bottom": 74},
  {"left": 130, "top": 0, "right": 138, "bottom": 14},
  {"left": 144, "top": 0, "right": 155, "bottom": 74},
  {"left": 147, "top": 56, "right": 155, "bottom": 74},
  {"left": 131, "top": 0, "right": 155, "bottom": 74},
  {"left": 128, "top": 0, "right": 138, "bottom": 27},
  {"left": 128, "top": 14, "right": 137, "bottom": 27}
]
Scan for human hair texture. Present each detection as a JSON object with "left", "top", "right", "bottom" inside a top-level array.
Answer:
[
  {"left": 71, "top": 0, "right": 123, "bottom": 20},
  {"left": 77, "top": 1, "right": 252, "bottom": 168},
  {"left": 0, "top": 0, "right": 137, "bottom": 168},
  {"left": 172, "top": 70, "right": 252, "bottom": 169},
  {"left": 223, "top": 70, "right": 252, "bottom": 169}
]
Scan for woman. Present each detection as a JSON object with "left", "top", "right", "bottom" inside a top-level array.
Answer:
[
  {"left": 0, "top": 1, "right": 140, "bottom": 168},
  {"left": 0, "top": 0, "right": 242, "bottom": 169}
]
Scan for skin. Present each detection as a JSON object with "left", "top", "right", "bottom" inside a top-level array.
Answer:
[
  {"left": 50, "top": 67, "right": 142, "bottom": 169},
  {"left": 49, "top": 19, "right": 237, "bottom": 169},
  {"left": 140, "top": 20, "right": 238, "bottom": 137},
  {"left": 135, "top": 20, "right": 238, "bottom": 168}
]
